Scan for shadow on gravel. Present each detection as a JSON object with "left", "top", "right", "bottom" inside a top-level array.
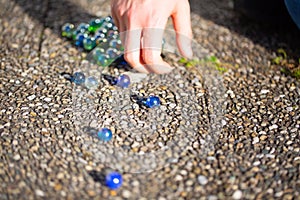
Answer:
[
  {"left": 11, "top": 0, "right": 96, "bottom": 33},
  {"left": 88, "top": 170, "right": 106, "bottom": 185},
  {"left": 190, "top": 0, "right": 300, "bottom": 57}
]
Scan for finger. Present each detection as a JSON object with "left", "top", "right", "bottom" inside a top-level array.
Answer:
[
  {"left": 142, "top": 27, "right": 173, "bottom": 74},
  {"left": 123, "top": 28, "right": 150, "bottom": 73},
  {"left": 171, "top": 0, "right": 193, "bottom": 58}
]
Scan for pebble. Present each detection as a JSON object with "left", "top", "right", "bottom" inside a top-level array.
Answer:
[
  {"left": 260, "top": 89, "right": 270, "bottom": 94},
  {"left": 232, "top": 190, "right": 242, "bottom": 200},
  {"left": 35, "top": 189, "right": 45, "bottom": 197},
  {"left": 252, "top": 137, "right": 259, "bottom": 144},
  {"left": 27, "top": 94, "right": 36, "bottom": 101},
  {"left": 269, "top": 124, "right": 278, "bottom": 130},
  {"left": 122, "top": 190, "right": 131, "bottom": 198},
  {"left": 13, "top": 154, "right": 21, "bottom": 161},
  {"left": 197, "top": 175, "right": 208, "bottom": 185},
  {"left": 43, "top": 97, "right": 52, "bottom": 102}
]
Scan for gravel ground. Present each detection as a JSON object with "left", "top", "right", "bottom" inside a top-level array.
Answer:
[{"left": 0, "top": 0, "right": 299, "bottom": 199}]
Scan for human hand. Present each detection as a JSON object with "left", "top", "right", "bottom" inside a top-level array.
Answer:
[{"left": 111, "top": 0, "right": 193, "bottom": 74}]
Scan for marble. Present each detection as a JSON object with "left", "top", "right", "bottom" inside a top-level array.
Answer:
[
  {"left": 75, "top": 33, "right": 88, "bottom": 47},
  {"left": 97, "top": 128, "right": 112, "bottom": 141},
  {"left": 88, "top": 18, "right": 104, "bottom": 33},
  {"left": 116, "top": 74, "right": 130, "bottom": 88},
  {"left": 61, "top": 23, "right": 75, "bottom": 38},
  {"left": 106, "top": 48, "right": 118, "bottom": 59},
  {"left": 144, "top": 96, "right": 160, "bottom": 108},
  {"left": 85, "top": 76, "right": 99, "bottom": 90},
  {"left": 83, "top": 37, "right": 96, "bottom": 51},
  {"left": 105, "top": 172, "right": 122, "bottom": 190},
  {"left": 71, "top": 72, "right": 85, "bottom": 85}
]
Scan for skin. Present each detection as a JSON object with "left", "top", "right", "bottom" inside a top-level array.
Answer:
[{"left": 110, "top": 0, "right": 193, "bottom": 74}]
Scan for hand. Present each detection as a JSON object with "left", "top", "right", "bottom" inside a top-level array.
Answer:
[{"left": 111, "top": 0, "right": 193, "bottom": 74}]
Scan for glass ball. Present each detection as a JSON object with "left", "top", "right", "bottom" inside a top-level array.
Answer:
[
  {"left": 88, "top": 18, "right": 104, "bottom": 33},
  {"left": 71, "top": 72, "right": 85, "bottom": 85},
  {"left": 106, "top": 48, "right": 118, "bottom": 59},
  {"left": 102, "top": 22, "right": 114, "bottom": 30},
  {"left": 104, "top": 16, "right": 113, "bottom": 23},
  {"left": 144, "top": 96, "right": 160, "bottom": 108},
  {"left": 107, "top": 30, "right": 119, "bottom": 39},
  {"left": 116, "top": 74, "right": 130, "bottom": 88},
  {"left": 92, "top": 47, "right": 105, "bottom": 59},
  {"left": 75, "top": 33, "right": 88, "bottom": 47},
  {"left": 61, "top": 23, "right": 75, "bottom": 38},
  {"left": 96, "top": 27, "right": 108, "bottom": 35},
  {"left": 85, "top": 76, "right": 99, "bottom": 90},
  {"left": 96, "top": 54, "right": 110, "bottom": 66},
  {"left": 109, "top": 39, "right": 122, "bottom": 49},
  {"left": 97, "top": 128, "right": 112, "bottom": 141},
  {"left": 76, "top": 23, "right": 89, "bottom": 32},
  {"left": 105, "top": 172, "right": 122, "bottom": 190},
  {"left": 83, "top": 37, "right": 96, "bottom": 51}
]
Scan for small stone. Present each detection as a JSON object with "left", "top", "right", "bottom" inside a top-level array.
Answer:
[
  {"left": 197, "top": 175, "right": 208, "bottom": 185},
  {"left": 269, "top": 124, "right": 278, "bottom": 130},
  {"left": 252, "top": 137, "right": 259, "bottom": 144},
  {"left": 87, "top": 190, "right": 96, "bottom": 197},
  {"left": 13, "top": 154, "right": 21, "bottom": 161},
  {"left": 260, "top": 89, "right": 270, "bottom": 94},
  {"left": 260, "top": 135, "right": 268, "bottom": 141},
  {"left": 168, "top": 103, "right": 176, "bottom": 109},
  {"left": 232, "top": 190, "right": 242, "bottom": 200},
  {"left": 27, "top": 94, "right": 36, "bottom": 101},
  {"left": 44, "top": 97, "right": 51, "bottom": 102},
  {"left": 54, "top": 183, "right": 62, "bottom": 191},
  {"left": 122, "top": 190, "right": 131, "bottom": 198},
  {"left": 35, "top": 189, "right": 45, "bottom": 197}
]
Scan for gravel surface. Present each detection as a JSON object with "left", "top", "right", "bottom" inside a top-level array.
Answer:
[{"left": 0, "top": 0, "right": 299, "bottom": 199}]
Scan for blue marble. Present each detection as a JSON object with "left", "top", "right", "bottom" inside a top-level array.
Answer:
[
  {"left": 116, "top": 74, "right": 130, "bottom": 88},
  {"left": 92, "top": 47, "right": 105, "bottom": 59},
  {"left": 107, "top": 30, "right": 119, "bottom": 39},
  {"left": 104, "top": 16, "right": 113, "bottom": 23},
  {"left": 105, "top": 172, "right": 122, "bottom": 190},
  {"left": 85, "top": 76, "right": 99, "bottom": 89},
  {"left": 144, "top": 96, "right": 160, "bottom": 108},
  {"left": 96, "top": 27, "right": 108, "bottom": 35},
  {"left": 109, "top": 39, "right": 122, "bottom": 49},
  {"left": 71, "top": 72, "right": 85, "bottom": 85},
  {"left": 96, "top": 54, "right": 110, "bottom": 66},
  {"left": 83, "top": 37, "right": 96, "bottom": 51},
  {"left": 94, "top": 31, "right": 106, "bottom": 41},
  {"left": 97, "top": 128, "right": 112, "bottom": 141},
  {"left": 106, "top": 48, "right": 118, "bottom": 59},
  {"left": 61, "top": 23, "right": 75, "bottom": 38},
  {"left": 76, "top": 23, "right": 89, "bottom": 32},
  {"left": 75, "top": 33, "right": 88, "bottom": 47}
]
